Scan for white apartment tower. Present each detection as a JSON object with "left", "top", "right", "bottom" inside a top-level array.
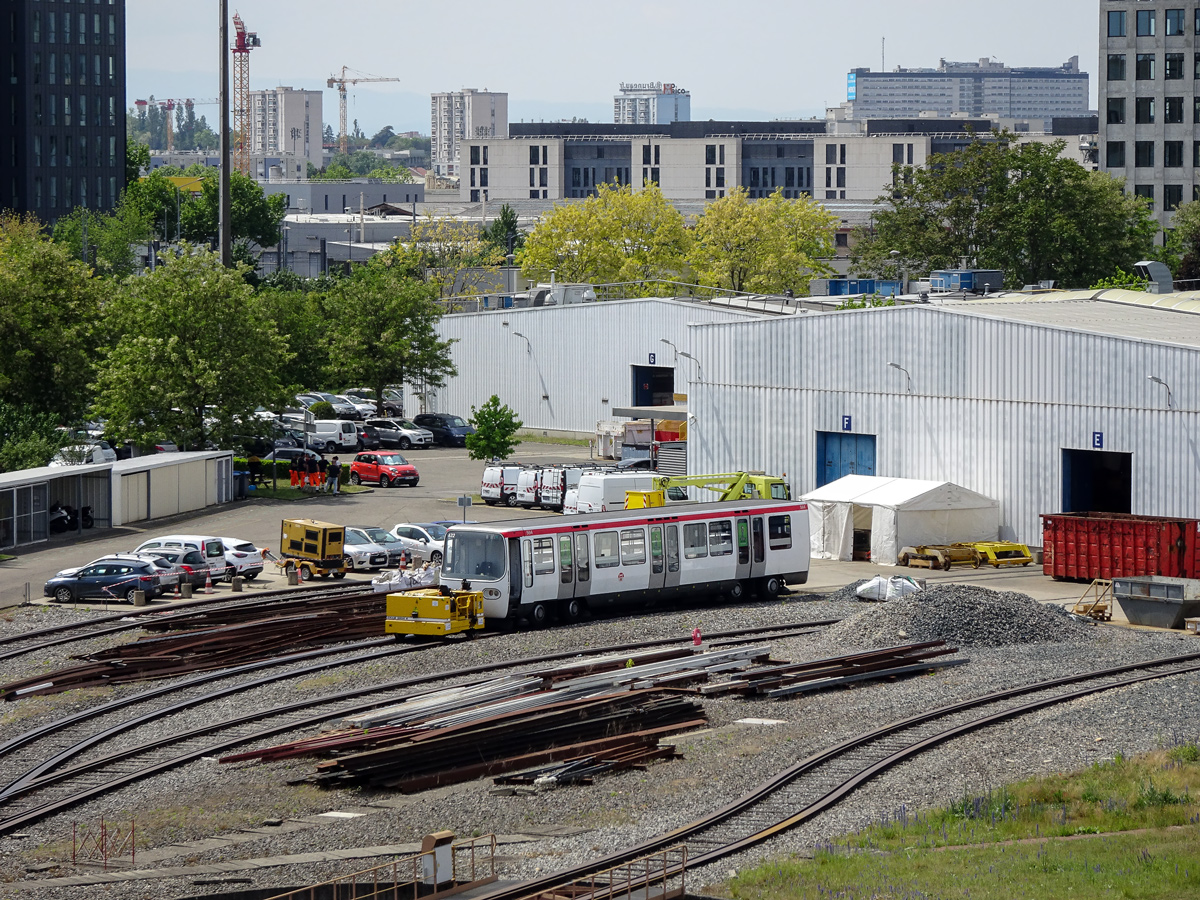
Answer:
[
  {"left": 431, "top": 89, "right": 509, "bottom": 178},
  {"left": 248, "top": 86, "right": 323, "bottom": 175},
  {"left": 614, "top": 82, "right": 691, "bottom": 125}
]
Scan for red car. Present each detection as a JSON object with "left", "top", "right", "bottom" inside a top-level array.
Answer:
[{"left": 348, "top": 451, "right": 419, "bottom": 488}]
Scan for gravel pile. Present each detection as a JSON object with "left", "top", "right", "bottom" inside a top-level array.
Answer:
[
  {"left": 1, "top": 589, "right": 1196, "bottom": 900},
  {"left": 821, "top": 584, "right": 1091, "bottom": 648},
  {"left": 823, "top": 579, "right": 872, "bottom": 604}
]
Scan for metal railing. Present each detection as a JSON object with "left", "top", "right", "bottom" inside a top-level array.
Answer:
[
  {"left": 264, "top": 834, "right": 497, "bottom": 900},
  {"left": 527, "top": 846, "right": 688, "bottom": 900},
  {"left": 71, "top": 818, "right": 136, "bottom": 870}
]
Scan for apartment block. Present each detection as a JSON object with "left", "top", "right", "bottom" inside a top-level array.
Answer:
[
  {"left": 431, "top": 89, "right": 508, "bottom": 178},
  {"left": 613, "top": 82, "right": 691, "bottom": 125},
  {"left": 248, "top": 86, "right": 323, "bottom": 173},
  {"left": 1, "top": 0, "right": 128, "bottom": 221}
]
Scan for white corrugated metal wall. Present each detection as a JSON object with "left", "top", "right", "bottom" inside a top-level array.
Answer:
[
  {"left": 688, "top": 305, "right": 1200, "bottom": 547},
  {"left": 434, "top": 299, "right": 761, "bottom": 434}
]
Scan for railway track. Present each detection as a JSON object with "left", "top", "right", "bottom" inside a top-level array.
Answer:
[
  {"left": 0, "top": 620, "right": 835, "bottom": 835},
  {"left": 0, "top": 580, "right": 376, "bottom": 665},
  {"left": 473, "top": 649, "right": 1200, "bottom": 900}
]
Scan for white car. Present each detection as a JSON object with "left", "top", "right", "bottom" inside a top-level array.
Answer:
[
  {"left": 131, "top": 535, "right": 226, "bottom": 581},
  {"left": 216, "top": 537, "right": 265, "bottom": 580},
  {"left": 390, "top": 523, "right": 448, "bottom": 565},
  {"left": 336, "top": 394, "right": 378, "bottom": 418},
  {"left": 343, "top": 527, "right": 391, "bottom": 571},
  {"left": 49, "top": 442, "right": 117, "bottom": 466}
]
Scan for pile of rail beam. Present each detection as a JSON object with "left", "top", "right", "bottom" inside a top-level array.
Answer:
[
  {"left": 222, "top": 641, "right": 962, "bottom": 791},
  {"left": 0, "top": 592, "right": 387, "bottom": 700}
]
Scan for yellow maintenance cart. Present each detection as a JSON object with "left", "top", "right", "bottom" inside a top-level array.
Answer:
[
  {"left": 276, "top": 518, "right": 348, "bottom": 581},
  {"left": 898, "top": 541, "right": 1034, "bottom": 571},
  {"left": 386, "top": 587, "right": 486, "bottom": 638}
]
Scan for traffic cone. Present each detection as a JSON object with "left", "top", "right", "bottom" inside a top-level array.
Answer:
[
  {"left": 174, "top": 580, "right": 181, "bottom": 598},
  {"left": 204, "top": 570, "right": 213, "bottom": 594}
]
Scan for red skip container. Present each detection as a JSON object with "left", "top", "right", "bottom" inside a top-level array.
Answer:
[{"left": 1041, "top": 512, "right": 1200, "bottom": 581}]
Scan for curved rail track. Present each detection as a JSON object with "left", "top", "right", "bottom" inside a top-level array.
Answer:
[
  {"left": 474, "top": 649, "right": 1200, "bottom": 900},
  {"left": 0, "top": 621, "right": 834, "bottom": 834}
]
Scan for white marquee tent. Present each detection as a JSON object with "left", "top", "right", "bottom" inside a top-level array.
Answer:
[{"left": 802, "top": 475, "right": 999, "bottom": 565}]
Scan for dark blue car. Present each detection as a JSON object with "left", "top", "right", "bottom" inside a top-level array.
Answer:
[
  {"left": 44, "top": 555, "right": 164, "bottom": 603},
  {"left": 412, "top": 413, "right": 476, "bottom": 447}
]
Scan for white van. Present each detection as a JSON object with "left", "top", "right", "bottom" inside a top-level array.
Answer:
[
  {"left": 515, "top": 467, "right": 545, "bottom": 507},
  {"left": 312, "top": 419, "right": 358, "bottom": 453},
  {"left": 132, "top": 534, "right": 226, "bottom": 580},
  {"left": 539, "top": 466, "right": 589, "bottom": 511},
  {"left": 481, "top": 464, "right": 523, "bottom": 506},
  {"left": 573, "top": 472, "right": 656, "bottom": 514}
]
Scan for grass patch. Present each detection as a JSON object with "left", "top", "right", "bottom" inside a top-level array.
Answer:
[
  {"left": 292, "top": 672, "right": 349, "bottom": 691},
  {"left": 714, "top": 741, "right": 1200, "bottom": 900},
  {"left": 0, "top": 688, "right": 113, "bottom": 730},
  {"left": 517, "top": 434, "right": 590, "bottom": 447},
  {"left": 0, "top": 553, "right": 15, "bottom": 562},
  {"left": 249, "top": 484, "right": 370, "bottom": 501}
]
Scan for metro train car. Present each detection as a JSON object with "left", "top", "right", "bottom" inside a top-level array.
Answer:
[{"left": 438, "top": 499, "right": 810, "bottom": 626}]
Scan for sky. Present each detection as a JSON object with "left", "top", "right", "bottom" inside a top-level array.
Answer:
[{"left": 127, "top": 0, "right": 1101, "bottom": 136}]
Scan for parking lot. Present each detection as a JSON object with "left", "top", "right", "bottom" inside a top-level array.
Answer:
[{"left": 0, "top": 439, "right": 1107, "bottom": 615}]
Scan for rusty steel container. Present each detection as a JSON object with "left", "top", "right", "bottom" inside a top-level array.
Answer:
[{"left": 1041, "top": 512, "right": 1200, "bottom": 582}]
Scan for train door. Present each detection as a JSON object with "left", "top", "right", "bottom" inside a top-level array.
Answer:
[
  {"left": 735, "top": 517, "right": 752, "bottom": 581},
  {"left": 648, "top": 525, "right": 666, "bottom": 590},
  {"left": 557, "top": 534, "right": 574, "bottom": 600},
  {"left": 573, "top": 532, "right": 592, "bottom": 598},
  {"left": 749, "top": 517, "right": 767, "bottom": 579},
  {"left": 664, "top": 524, "right": 681, "bottom": 588}
]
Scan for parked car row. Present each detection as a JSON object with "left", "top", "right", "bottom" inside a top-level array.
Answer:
[{"left": 43, "top": 533, "right": 266, "bottom": 604}]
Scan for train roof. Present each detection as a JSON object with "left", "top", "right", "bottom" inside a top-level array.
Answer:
[{"left": 449, "top": 499, "right": 808, "bottom": 536}]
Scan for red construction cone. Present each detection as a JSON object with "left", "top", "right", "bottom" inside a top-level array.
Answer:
[{"left": 203, "top": 570, "right": 213, "bottom": 594}]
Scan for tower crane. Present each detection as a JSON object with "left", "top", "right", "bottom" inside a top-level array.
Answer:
[
  {"left": 327, "top": 67, "right": 400, "bottom": 155},
  {"left": 230, "top": 12, "right": 261, "bottom": 175}
]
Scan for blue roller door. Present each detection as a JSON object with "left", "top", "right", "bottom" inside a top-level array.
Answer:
[{"left": 816, "top": 432, "right": 876, "bottom": 488}]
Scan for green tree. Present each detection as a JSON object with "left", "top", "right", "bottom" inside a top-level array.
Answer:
[
  {"left": 91, "top": 248, "right": 293, "bottom": 450},
  {"left": 126, "top": 141, "right": 150, "bottom": 187},
  {"left": 256, "top": 275, "right": 338, "bottom": 391},
  {"left": 851, "top": 132, "right": 1158, "bottom": 289},
  {"left": 481, "top": 204, "right": 525, "bottom": 260},
  {"left": 364, "top": 165, "right": 413, "bottom": 183},
  {"left": 403, "top": 214, "right": 496, "bottom": 296},
  {"left": 1089, "top": 267, "right": 1149, "bottom": 291},
  {"left": 122, "top": 170, "right": 187, "bottom": 242},
  {"left": 465, "top": 395, "right": 522, "bottom": 461},
  {"left": 0, "top": 215, "right": 103, "bottom": 421},
  {"left": 520, "top": 183, "right": 688, "bottom": 287},
  {"left": 322, "top": 262, "right": 457, "bottom": 414},
  {"left": 688, "top": 188, "right": 837, "bottom": 294},
  {"left": 0, "top": 400, "right": 70, "bottom": 472},
  {"left": 179, "top": 170, "right": 287, "bottom": 255},
  {"left": 52, "top": 203, "right": 149, "bottom": 278},
  {"left": 307, "top": 400, "right": 335, "bottom": 419}
]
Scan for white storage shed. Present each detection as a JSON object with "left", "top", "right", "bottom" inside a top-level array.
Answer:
[{"left": 803, "top": 475, "right": 999, "bottom": 565}]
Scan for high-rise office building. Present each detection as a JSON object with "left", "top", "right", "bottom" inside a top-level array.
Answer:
[
  {"left": 430, "top": 89, "right": 508, "bottom": 177},
  {"left": 846, "top": 57, "right": 1089, "bottom": 122},
  {"left": 1099, "top": 1, "right": 1196, "bottom": 233},
  {"left": 1, "top": 0, "right": 127, "bottom": 222},
  {"left": 613, "top": 82, "right": 691, "bottom": 125},
  {"left": 248, "top": 86, "right": 323, "bottom": 174}
]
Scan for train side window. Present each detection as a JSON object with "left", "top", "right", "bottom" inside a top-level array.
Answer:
[
  {"left": 558, "top": 535, "right": 573, "bottom": 584},
  {"left": 522, "top": 539, "right": 533, "bottom": 587},
  {"left": 533, "top": 537, "right": 555, "bottom": 575},
  {"left": 737, "top": 518, "right": 750, "bottom": 564},
  {"left": 595, "top": 531, "right": 620, "bottom": 567},
  {"left": 574, "top": 533, "right": 590, "bottom": 581},
  {"left": 683, "top": 523, "right": 708, "bottom": 558},
  {"left": 666, "top": 525, "right": 680, "bottom": 572},
  {"left": 620, "top": 528, "right": 647, "bottom": 565},
  {"left": 752, "top": 517, "right": 765, "bottom": 563},
  {"left": 709, "top": 520, "right": 733, "bottom": 556},
  {"left": 768, "top": 515, "right": 792, "bottom": 550}
]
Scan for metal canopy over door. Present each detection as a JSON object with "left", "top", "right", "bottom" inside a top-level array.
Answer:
[{"left": 816, "top": 431, "right": 877, "bottom": 488}]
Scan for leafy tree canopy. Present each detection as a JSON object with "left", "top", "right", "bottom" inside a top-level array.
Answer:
[
  {"left": 481, "top": 204, "right": 525, "bottom": 260},
  {"left": 520, "top": 184, "right": 688, "bottom": 289},
  {"left": 0, "top": 214, "right": 103, "bottom": 420},
  {"left": 688, "top": 188, "right": 837, "bottom": 294},
  {"left": 0, "top": 400, "right": 69, "bottom": 473},
  {"left": 91, "top": 247, "right": 293, "bottom": 450},
  {"left": 179, "top": 170, "right": 287, "bottom": 252},
  {"left": 851, "top": 132, "right": 1158, "bottom": 289},
  {"left": 466, "top": 395, "right": 522, "bottom": 462}
]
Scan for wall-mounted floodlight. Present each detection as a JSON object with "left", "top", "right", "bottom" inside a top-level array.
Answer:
[
  {"left": 1148, "top": 374, "right": 1174, "bottom": 409},
  {"left": 512, "top": 331, "right": 532, "bottom": 354},
  {"left": 678, "top": 351, "right": 704, "bottom": 382},
  {"left": 887, "top": 361, "right": 912, "bottom": 394}
]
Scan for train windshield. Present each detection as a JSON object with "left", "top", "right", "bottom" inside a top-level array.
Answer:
[{"left": 443, "top": 531, "right": 506, "bottom": 581}]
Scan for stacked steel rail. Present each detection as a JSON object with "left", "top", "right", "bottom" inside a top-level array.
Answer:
[{"left": 0, "top": 621, "right": 834, "bottom": 834}]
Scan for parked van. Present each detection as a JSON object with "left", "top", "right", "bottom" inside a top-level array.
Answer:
[
  {"left": 515, "top": 467, "right": 545, "bottom": 507},
  {"left": 572, "top": 472, "right": 656, "bottom": 514},
  {"left": 311, "top": 419, "right": 359, "bottom": 453},
  {"left": 481, "top": 464, "right": 524, "bottom": 506},
  {"left": 132, "top": 534, "right": 226, "bottom": 580},
  {"left": 539, "top": 466, "right": 590, "bottom": 511}
]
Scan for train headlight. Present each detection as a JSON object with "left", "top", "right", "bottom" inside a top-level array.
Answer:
[{"left": 484, "top": 588, "right": 501, "bottom": 599}]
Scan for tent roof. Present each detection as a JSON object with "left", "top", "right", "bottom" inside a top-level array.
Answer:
[{"left": 801, "top": 475, "right": 996, "bottom": 511}]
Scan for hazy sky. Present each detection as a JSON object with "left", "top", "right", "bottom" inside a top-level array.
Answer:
[{"left": 128, "top": 0, "right": 1100, "bottom": 134}]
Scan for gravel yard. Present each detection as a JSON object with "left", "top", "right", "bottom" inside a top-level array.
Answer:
[{"left": 2, "top": 584, "right": 1198, "bottom": 900}]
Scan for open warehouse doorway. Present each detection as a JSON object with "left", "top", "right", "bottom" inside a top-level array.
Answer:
[{"left": 1061, "top": 448, "right": 1132, "bottom": 514}]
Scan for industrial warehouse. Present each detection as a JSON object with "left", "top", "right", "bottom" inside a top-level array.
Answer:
[{"left": 434, "top": 289, "right": 1200, "bottom": 549}]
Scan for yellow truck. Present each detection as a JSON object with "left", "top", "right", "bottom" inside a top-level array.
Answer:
[{"left": 276, "top": 518, "right": 348, "bottom": 581}]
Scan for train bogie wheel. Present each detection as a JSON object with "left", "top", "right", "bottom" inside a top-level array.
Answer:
[
  {"left": 727, "top": 582, "right": 744, "bottom": 601},
  {"left": 529, "top": 602, "right": 549, "bottom": 628},
  {"left": 559, "top": 597, "right": 587, "bottom": 622},
  {"left": 760, "top": 576, "right": 782, "bottom": 598}
]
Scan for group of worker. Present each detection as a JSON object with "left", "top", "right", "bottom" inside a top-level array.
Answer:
[{"left": 288, "top": 454, "right": 342, "bottom": 493}]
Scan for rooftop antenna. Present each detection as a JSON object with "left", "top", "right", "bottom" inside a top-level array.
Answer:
[{"left": 882, "top": 36, "right": 886, "bottom": 71}]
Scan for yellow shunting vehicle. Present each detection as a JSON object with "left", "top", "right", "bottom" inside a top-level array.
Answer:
[
  {"left": 386, "top": 587, "right": 486, "bottom": 638},
  {"left": 276, "top": 518, "right": 348, "bottom": 581}
]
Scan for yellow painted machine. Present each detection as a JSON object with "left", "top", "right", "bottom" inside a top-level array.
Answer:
[
  {"left": 626, "top": 472, "right": 791, "bottom": 508},
  {"left": 386, "top": 587, "right": 485, "bottom": 638},
  {"left": 275, "top": 518, "right": 348, "bottom": 581},
  {"left": 898, "top": 541, "right": 1034, "bottom": 571}
]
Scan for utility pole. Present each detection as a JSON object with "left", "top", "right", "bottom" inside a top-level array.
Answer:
[{"left": 218, "top": 0, "right": 232, "bottom": 266}]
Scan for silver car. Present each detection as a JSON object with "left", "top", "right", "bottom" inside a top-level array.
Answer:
[
  {"left": 390, "top": 522, "right": 448, "bottom": 565},
  {"left": 342, "top": 527, "right": 391, "bottom": 571},
  {"left": 365, "top": 418, "right": 434, "bottom": 450}
]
